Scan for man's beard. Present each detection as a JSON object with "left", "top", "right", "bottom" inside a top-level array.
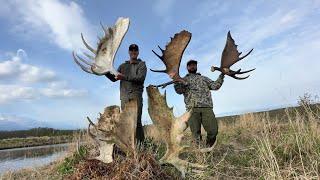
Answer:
[{"left": 188, "top": 69, "right": 197, "bottom": 73}]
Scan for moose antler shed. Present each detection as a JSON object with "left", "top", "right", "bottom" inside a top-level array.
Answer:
[
  {"left": 150, "top": 30, "right": 191, "bottom": 88},
  {"left": 72, "top": 17, "right": 130, "bottom": 81},
  {"left": 211, "top": 31, "right": 255, "bottom": 79},
  {"left": 151, "top": 30, "right": 255, "bottom": 88}
]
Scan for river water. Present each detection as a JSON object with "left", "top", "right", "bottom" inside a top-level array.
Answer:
[{"left": 0, "top": 143, "right": 70, "bottom": 174}]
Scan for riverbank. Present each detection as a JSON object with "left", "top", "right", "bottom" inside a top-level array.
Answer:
[
  {"left": 0, "top": 135, "right": 74, "bottom": 150},
  {"left": 0, "top": 150, "right": 69, "bottom": 179}
]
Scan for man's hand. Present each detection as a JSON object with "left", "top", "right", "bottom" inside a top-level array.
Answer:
[
  {"left": 173, "top": 78, "right": 188, "bottom": 86},
  {"left": 222, "top": 68, "right": 230, "bottom": 74},
  {"left": 168, "top": 70, "right": 178, "bottom": 79},
  {"left": 115, "top": 73, "right": 125, "bottom": 80}
]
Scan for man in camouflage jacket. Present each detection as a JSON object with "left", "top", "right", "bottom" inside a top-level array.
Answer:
[
  {"left": 110, "top": 44, "right": 147, "bottom": 143},
  {"left": 174, "top": 60, "right": 224, "bottom": 147}
]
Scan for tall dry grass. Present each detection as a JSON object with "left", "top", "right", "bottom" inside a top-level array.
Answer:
[
  {"left": 2, "top": 102, "right": 319, "bottom": 179},
  {"left": 212, "top": 103, "right": 320, "bottom": 179},
  {"left": 254, "top": 106, "right": 320, "bottom": 179}
]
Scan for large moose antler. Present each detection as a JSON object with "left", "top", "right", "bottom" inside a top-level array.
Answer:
[
  {"left": 211, "top": 31, "right": 255, "bottom": 80},
  {"left": 86, "top": 100, "right": 138, "bottom": 163},
  {"left": 72, "top": 17, "right": 130, "bottom": 81},
  {"left": 150, "top": 30, "right": 191, "bottom": 88},
  {"left": 147, "top": 85, "right": 214, "bottom": 178}
]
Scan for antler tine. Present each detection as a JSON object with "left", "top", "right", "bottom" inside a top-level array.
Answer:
[
  {"left": 81, "top": 33, "right": 97, "bottom": 54},
  {"left": 87, "top": 116, "right": 95, "bottom": 126},
  {"left": 158, "top": 45, "right": 164, "bottom": 52},
  {"left": 97, "top": 36, "right": 102, "bottom": 41},
  {"left": 228, "top": 68, "right": 255, "bottom": 80},
  {"left": 75, "top": 53, "right": 94, "bottom": 66},
  {"left": 238, "top": 48, "right": 253, "bottom": 61},
  {"left": 152, "top": 50, "right": 163, "bottom": 60},
  {"left": 100, "top": 21, "right": 108, "bottom": 35},
  {"left": 72, "top": 52, "right": 93, "bottom": 74},
  {"left": 87, "top": 126, "right": 98, "bottom": 140},
  {"left": 150, "top": 69, "right": 166, "bottom": 73},
  {"left": 236, "top": 68, "right": 256, "bottom": 74},
  {"left": 155, "top": 80, "right": 174, "bottom": 88},
  {"left": 106, "top": 27, "right": 113, "bottom": 37},
  {"left": 87, "top": 117, "right": 96, "bottom": 135},
  {"left": 232, "top": 74, "right": 250, "bottom": 80},
  {"left": 83, "top": 52, "right": 95, "bottom": 60}
]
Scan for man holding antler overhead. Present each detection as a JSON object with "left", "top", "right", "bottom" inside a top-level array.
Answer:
[
  {"left": 150, "top": 30, "right": 254, "bottom": 148},
  {"left": 174, "top": 60, "right": 224, "bottom": 147}
]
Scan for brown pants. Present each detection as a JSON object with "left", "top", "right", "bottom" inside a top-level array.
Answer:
[{"left": 121, "top": 96, "right": 145, "bottom": 143}]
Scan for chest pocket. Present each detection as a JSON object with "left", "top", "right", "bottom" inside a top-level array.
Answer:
[
  {"left": 187, "top": 76, "right": 208, "bottom": 93},
  {"left": 122, "top": 64, "right": 139, "bottom": 76}
]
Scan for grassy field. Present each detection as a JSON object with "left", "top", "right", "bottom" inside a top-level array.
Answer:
[
  {"left": 0, "top": 128, "right": 77, "bottom": 140},
  {"left": 0, "top": 135, "right": 74, "bottom": 150},
  {"left": 2, "top": 103, "right": 319, "bottom": 179},
  {"left": 0, "top": 128, "right": 79, "bottom": 150}
]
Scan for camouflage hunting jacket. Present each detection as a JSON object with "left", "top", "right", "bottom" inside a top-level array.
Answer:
[
  {"left": 174, "top": 73, "right": 224, "bottom": 110},
  {"left": 117, "top": 59, "right": 147, "bottom": 102}
]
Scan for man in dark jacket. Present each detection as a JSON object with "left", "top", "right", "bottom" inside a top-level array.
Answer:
[
  {"left": 174, "top": 60, "right": 224, "bottom": 147},
  {"left": 113, "top": 44, "right": 147, "bottom": 143}
]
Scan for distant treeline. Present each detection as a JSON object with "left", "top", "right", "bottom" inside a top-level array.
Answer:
[{"left": 0, "top": 127, "right": 80, "bottom": 140}]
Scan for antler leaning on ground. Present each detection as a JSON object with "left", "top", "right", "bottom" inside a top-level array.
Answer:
[
  {"left": 146, "top": 85, "right": 215, "bottom": 178},
  {"left": 72, "top": 17, "right": 130, "bottom": 81},
  {"left": 86, "top": 100, "right": 138, "bottom": 163},
  {"left": 150, "top": 30, "right": 192, "bottom": 88},
  {"left": 211, "top": 31, "right": 255, "bottom": 80}
]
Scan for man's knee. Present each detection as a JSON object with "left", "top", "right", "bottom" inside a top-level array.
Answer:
[
  {"left": 202, "top": 108, "right": 218, "bottom": 136},
  {"left": 188, "top": 112, "right": 201, "bottom": 130}
]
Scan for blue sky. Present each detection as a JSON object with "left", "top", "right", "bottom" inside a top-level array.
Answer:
[{"left": 0, "top": 0, "right": 319, "bottom": 129}]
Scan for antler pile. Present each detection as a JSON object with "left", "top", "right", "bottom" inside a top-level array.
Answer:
[
  {"left": 147, "top": 85, "right": 214, "bottom": 178},
  {"left": 86, "top": 100, "right": 138, "bottom": 163},
  {"left": 150, "top": 30, "right": 191, "bottom": 88},
  {"left": 211, "top": 31, "right": 255, "bottom": 79},
  {"left": 72, "top": 17, "right": 130, "bottom": 81}
]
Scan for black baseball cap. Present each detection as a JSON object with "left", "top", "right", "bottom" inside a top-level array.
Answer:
[
  {"left": 129, "top": 44, "right": 139, "bottom": 51},
  {"left": 187, "top": 59, "right": 197, "bottom": 66}
]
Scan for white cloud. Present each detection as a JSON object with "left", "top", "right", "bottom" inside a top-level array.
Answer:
[
  {"left": 0, "top": 83, "right": 88, "bottom": 104},
  {"left": 0, "top": 85, "right": 37, "bottom": 104},
  {"left": 0, "top": 0, "right": 94, "bottom": 51},
  {"left": 0, "top": 49, "right": 88, "bottom": 104},
  {"left": 40, "top": 81, "right": 87, "bottom": 98},
  {"left": 0, "top": 49, "right": 57, "bottom": 83}
]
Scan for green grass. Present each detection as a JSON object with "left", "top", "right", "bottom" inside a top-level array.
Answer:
[
  {"left": 0, "top": 135, "right": 74, "bottom": 150},
  {"left": 57, "top": 145, "right": 88, "bottom": 175}
]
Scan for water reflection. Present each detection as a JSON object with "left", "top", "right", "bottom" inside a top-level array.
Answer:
[{"left": 0, "top": 143, "right": 69, "bottom": 174}]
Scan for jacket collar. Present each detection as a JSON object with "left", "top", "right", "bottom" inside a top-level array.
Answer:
[
  {"left": 186, "top": 72, "right": 201, "bottom": 76},
  {"left": 125, "top": 58, "right": 142, "bottom": 64}
]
